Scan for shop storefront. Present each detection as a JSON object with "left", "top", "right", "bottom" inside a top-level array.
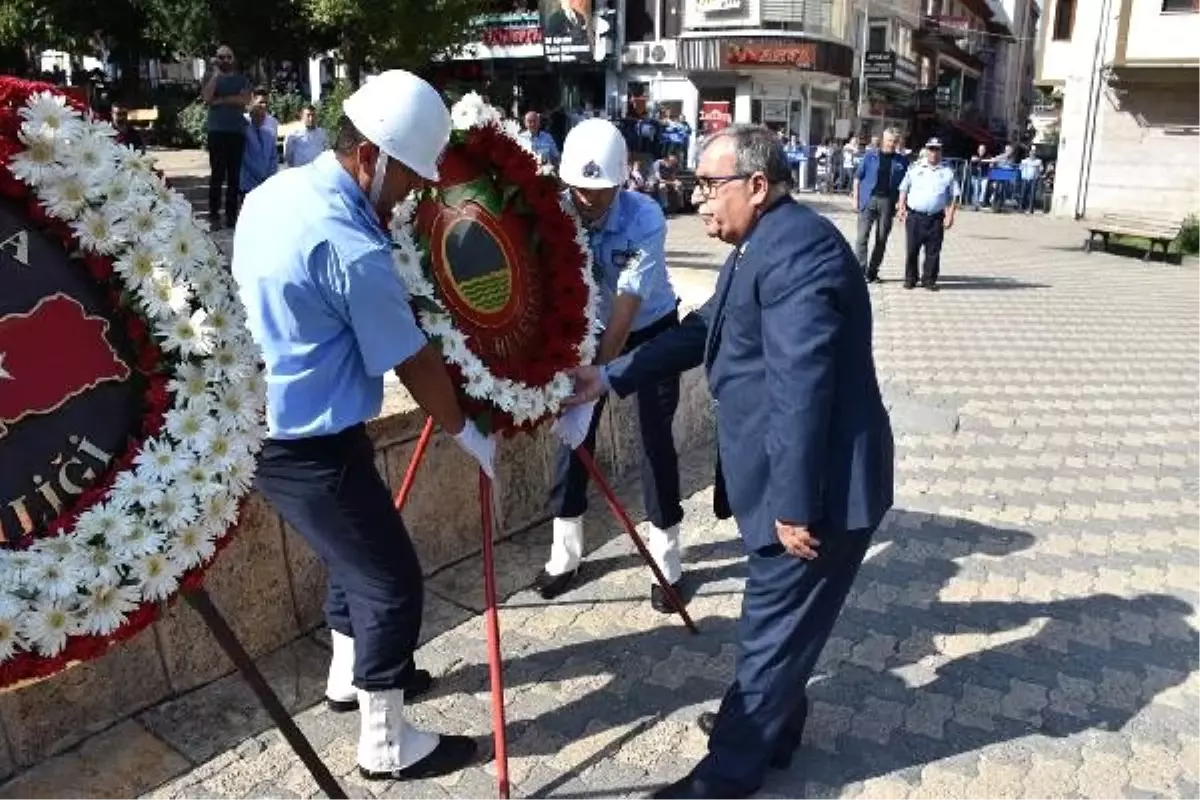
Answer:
[{"left": 678, "top": 37, "right": 855, "bottom": 146}]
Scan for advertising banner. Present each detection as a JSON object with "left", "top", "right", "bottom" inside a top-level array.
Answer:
[
  {"left": 700, "top": 100, "right": 732, "bottom": 135},
  {"left": 540, "top": 0, "right": 594, "bottom": 62}
]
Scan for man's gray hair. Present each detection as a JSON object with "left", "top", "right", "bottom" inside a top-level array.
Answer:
[
  {"left": 700, "top": 124, "right": 793, "bottom": 188},
  {"left": 883, "top": 127, "right": 901, "bottom": 139}
]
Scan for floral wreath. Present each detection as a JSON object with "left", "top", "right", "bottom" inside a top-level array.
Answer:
[
  {"left": 0, "top": 78, "right": 266, "bottom": 687},
  {"left": 389, "top": 93, "right": 599, "bottom": 436}
]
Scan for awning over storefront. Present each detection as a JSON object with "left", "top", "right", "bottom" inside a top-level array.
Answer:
[{"left": 948, "top": 117, "right": 996, "bottom": 145}]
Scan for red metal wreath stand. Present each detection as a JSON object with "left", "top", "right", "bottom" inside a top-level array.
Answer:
[{"left": 394, "top": 417, "right": 698, "bottom": 798}]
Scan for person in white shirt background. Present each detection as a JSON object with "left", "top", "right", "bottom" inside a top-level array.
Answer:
[{"left": 283, "top": 104, "right": 329, "bottom": 168}]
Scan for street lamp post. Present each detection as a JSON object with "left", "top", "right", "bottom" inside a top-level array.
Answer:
[{"left": 856, "top": 0, "right": 870, "bottom": 137}]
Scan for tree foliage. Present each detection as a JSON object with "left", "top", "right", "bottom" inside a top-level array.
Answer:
[{"left": 299, "top": 0, "right": 486, "bottom": 83}]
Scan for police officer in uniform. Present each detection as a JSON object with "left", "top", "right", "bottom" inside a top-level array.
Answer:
[
  {"left": 233, "top": 71, "right": 496, "bottom": 781},
  {"left": 536, "top": 118, "right": 687, "bottom": 612},
  {"left": 897, "top": 137, "right": 959, "bottom": 291}
]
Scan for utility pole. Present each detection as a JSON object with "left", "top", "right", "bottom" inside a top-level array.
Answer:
[{"left": 856, "top": 0, "right": 870, "bottom": 137}]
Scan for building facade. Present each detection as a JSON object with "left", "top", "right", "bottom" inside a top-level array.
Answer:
[{"left": 1037, "top": 0, "right": 1200, "bottom": 220}]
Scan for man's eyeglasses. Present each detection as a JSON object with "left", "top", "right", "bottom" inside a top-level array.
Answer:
[{"left": 694, "top": 174, "right": 752, "bottom": 197}]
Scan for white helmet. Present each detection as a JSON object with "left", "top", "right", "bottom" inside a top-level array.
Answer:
[
  {"left": 342, "top": 69, "right": 450, "bottom": 182},
  {"left": 560, "top": 118, "right": 627, "bottom": 189}
]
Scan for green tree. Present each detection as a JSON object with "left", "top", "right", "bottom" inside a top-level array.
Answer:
[{"left": 299, "top": 0, "right": 484, "bottom": 85}]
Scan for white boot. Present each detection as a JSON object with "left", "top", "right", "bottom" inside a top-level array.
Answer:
[
  {"left": 325, "top": 630, "right": 357, "bottom": 711},
  {"left": 357, "top": 688, "right": 440, "bottom": 775},
  {"left": 647, "top": 524, "right": 683, "bottom": 585},
  {"left": 544, "top": 516, "right": 584, "bottom": 576}
]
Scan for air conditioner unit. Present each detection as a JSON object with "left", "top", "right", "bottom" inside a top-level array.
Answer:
[{"left": 623, "top": 44, "right": 650, "bottom": 65}]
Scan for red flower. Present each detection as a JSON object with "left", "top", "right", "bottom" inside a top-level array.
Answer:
[
  {"left": 137, "top": 342, "right": 161, "bottom": 373},
  {"left": 125, "top": 314, "right": 149, "bottom": 344},
  {"left": 84, "top": 252, "right": 114, "bottom": 281}
]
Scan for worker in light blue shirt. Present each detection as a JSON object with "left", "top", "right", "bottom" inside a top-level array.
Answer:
[
  {"left": 897, "top": 137, "right": 960, "bottom": 291},
  {"left": 239, "top": 88, "right": 278, "bottom": 197},
  {"left": 282, "top": 104, "right": 328, "bottom": 168},
  {"left": 537, "top": 117, "right": 686, "bottom": 613},
  {"left": 232, "top": 70, "right": 493, "bottom": 782},
  {"left": 519, "top": 110, "right": 560, "bottom": 166}
]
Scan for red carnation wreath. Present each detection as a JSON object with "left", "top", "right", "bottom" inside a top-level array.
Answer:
[
  {"left": 390, "top": 93, "right": 598, "bottom": 437},
  {"left": 0, "top": 77, "right": 266, "bottom": 688}
]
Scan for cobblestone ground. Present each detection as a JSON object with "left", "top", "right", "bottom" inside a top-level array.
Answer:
[{"left": 4, "top": 167, "right": 1197, "bottom": 799}]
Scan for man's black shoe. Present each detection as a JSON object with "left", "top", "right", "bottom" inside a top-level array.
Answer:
[
  {"left": 922, "top": 281, "right": 939, "bottom": 292},
  {"left": 652, "top": 777, "right": 753, "bottom": 800},
  {"left": 866, "top": 272, "right": 881, "bottom": 284},
  {"left": 358, "top": 734, "right": 479, "bottom": 781},
  {"left": 326, "top": 668, "right": 434, "bottom": 712},
  {"left": 903, "top": 280, "right": 916, "bottom": 289},
  {"left": 533, "top": 569, "right": 578, "bottom": 600},
  {"left": 650, "top": 581, "right": 685, "bottom": 614}
]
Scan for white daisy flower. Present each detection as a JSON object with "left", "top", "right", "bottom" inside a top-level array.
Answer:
[
  {"left": 39, "top": 167, "right": 91, "bottom": 219},
  {"left": 0, "top": 614, "right": 22, "bottom": 662},
  {"left": 67, "top": 542, "right": 122, "bottom": 586},
  {"left": 72, "top": 502, "right": 132, "bottom": 543},
  {"left": 117, "top": 146, "right": 156, "bottom": 174},
  {"left": 211, "top": 385, "right": 261, "bottom": 431},
  {"left": 124, "top": 200, "right": 173, "bottom": 242},
  {"left": 73, "top": 208, "right": 122, "bottom": 254},
  {"left": 20, "top": 92, "right": 82, "bottom": 138},
  {"left": 206, "top": 343, "right": 254, "bottom": 381},
  {"left": 79, "top": 581, "right": 139, "bottom": 636},
  {"left": 163, "top": 224, "right": 205, "bottom": 268},
  {"left": 100, "top": 172, "right": 135, "bottom": 206},
  {"left": 169, "top": 523, "right": 218, "bottom": 570},
  {"left": 72, "top": 134, "right": 116, "bottom": 185},
  {"left": 134, "top": 553, "right": 182, "bottom": 602},
  {"left": 133, "top": 437, "right": 190, "bottom": 483},
  {"left": 28, "top": 555, "right": 81, "bottom": 601},
  {"left": 157, "top": 309, "right": 215, "bottom": 357},
  {"left": 200, "top": 429, "right": 239, "bottom": 470},
  {"left": 110, "top": 519, "right": 165, "bottom": 561},
  {"left": 22, "top": 600, "right": 77, "bottom": 656},
  {"left": 149, "top": 492, "right": 198, "bottom": 531},
  {"left": 223, "top": 453, "right": 256, "bottom": 497},
  {"left": 169, "top": 362, "right": 211, "bottom": 403},
  {"left": 164, "top": 406, "right": 216, "bottom": 450},
  {"left": 8, "top": 130, "right": 61, "bottom": 185},
  {"left": 138, "top": 267, "right": 191, "bottom": 319},
  {"left": 110, "top": 468, "right": 165, "bottom": 511},
  {"left": 200, "top": 492, "right": 240, "bottom": 530}
]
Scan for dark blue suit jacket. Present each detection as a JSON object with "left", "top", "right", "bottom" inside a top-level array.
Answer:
[{"left": 606, "top": 197, "right": 894, "bottom": 551}]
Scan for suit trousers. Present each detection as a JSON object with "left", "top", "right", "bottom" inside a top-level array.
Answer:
[
  {"left": 905, "top": 210, "right": 945, "bottom": 285},
  {"left": 855, "top": 195, "right": 896, "bottom": 276},
  {"left": 550, "top": 309, "right": 684, "bottom": 531},
  {"left": 207, "top": 131, "right": 244, "bottom": 224},
  {"left": 255, "top": 424, "right": 423, "bottom": 691},
  {"left": 696, "top": 527, "right": 875, "bottom": 793}
]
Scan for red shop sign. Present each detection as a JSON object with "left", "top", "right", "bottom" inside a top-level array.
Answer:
[
  {"left": 726, "top": 43, "right": 816, "bottom": 68},
  {"left": 480, "top": 26, "right": 543, "bottom": 46},
  {"left": 700, "top": 101, "right": 731, "bottom": 135}
]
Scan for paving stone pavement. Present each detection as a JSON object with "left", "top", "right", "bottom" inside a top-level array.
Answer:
[{"left": 5, "top": 167, "right": 1198, "bottom": 798}]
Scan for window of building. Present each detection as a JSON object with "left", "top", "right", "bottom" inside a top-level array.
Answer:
[
  {"left": 868, "top": 23, "right": 888, "bottom": 51},
  {"left": 1052, "top": 0, "right": 1076, "bottom": 39},
  {"left": 1161, "top": 0, "right": 1198, "bottom": 12}
]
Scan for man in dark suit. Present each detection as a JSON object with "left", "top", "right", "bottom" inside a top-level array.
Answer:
[
  {"left": 565, "top": 124, "right": 894, "bottom": 799},
  {"left": 543, "top": 0, "right": 591, "bottom": 47}
]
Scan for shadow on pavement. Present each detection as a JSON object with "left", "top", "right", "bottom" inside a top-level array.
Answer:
[
  {"left": 430, "top": 509, "right": 1197, "bottom": 797},
  {"left": 933, "top": 275, "right": 1050, "bottom": 291}
]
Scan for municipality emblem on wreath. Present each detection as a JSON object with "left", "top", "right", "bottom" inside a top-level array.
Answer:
[{"left": 582, "top": 160, "right": 603, "bottom": 179}]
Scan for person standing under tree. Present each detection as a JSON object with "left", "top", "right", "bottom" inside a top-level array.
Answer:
[
  {"left": 239, "top": 88, "right": 279, "bottom": 200},
  {"left": 897, "top": 137, "right": 959, "bottom": 291},
  {"left": 202, "top": 45, "right": 251, "bottom": 229}
]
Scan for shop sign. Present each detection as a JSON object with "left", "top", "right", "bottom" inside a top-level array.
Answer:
[
  {"left": 863, "top": 51, "right": 896, "bottom": 81},
  {"left": 761, "top": 100, "right": 789, "bottom": 123},
  {"left": 481, "top": 26, "right": 543, "bottom": 46},
  {"left": 700, "top": 101, "right": 732, "bottom": 135},
  {"left": 695, "top": 0, "right": 743, "bottom": 10},
  {"left": 726, "top": 42, "right": 816, "bottom": 69}
]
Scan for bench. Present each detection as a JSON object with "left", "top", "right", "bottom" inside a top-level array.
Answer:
[
  {"left": 1083, "top": 213, "right": 1184, "bottom": 262},
  {"left": 126, "top": 107, "right": 159, "bottom": 144}
]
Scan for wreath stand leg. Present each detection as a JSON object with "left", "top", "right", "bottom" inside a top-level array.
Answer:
[
  {"left": 479, "top": 469, "right": 512, "bottom": 800},
  {"left": 393, "top": 417, "right": 511, "bottom": 799},
  {"left": 571, "top": 447, "right": 699, "bottom": 635},
  {"left": 183, "top": 589, "right": 347, "bottom": 800}
]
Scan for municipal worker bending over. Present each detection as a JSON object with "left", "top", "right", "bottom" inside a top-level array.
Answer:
[
  {"left": 233, "top": 70, "right": 495, "bottom": 782},
  {"left": 538, "top": 118, "right": 687, "bottom": 612}
]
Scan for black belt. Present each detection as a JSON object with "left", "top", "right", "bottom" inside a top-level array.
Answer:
[{"left": 909, "top": 209, "right": 945, "bottom": 217}]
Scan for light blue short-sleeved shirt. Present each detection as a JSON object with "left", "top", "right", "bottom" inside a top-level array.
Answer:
[
  {"left": 520, "top": 129, "right": 560, "bottom": 163},
  {"left": 574, "top": 189, "right": 678, "bottom": 333},
  {"left": 899, "top": 162, "right": 961, "bottom": 214},
  {"left": 233, "top": 152, "right": 427, "bottom": 439}
]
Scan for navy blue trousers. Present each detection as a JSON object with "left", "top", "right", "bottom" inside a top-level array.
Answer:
[
  {"left": 697, "top": 527, "right": 875, "bottom": 793},
  {"left": 255, "top": 424, "right": 423, "bottom": 691},
  {"left": 550, "top": 309, "right": 684, "bottom": 530}
]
